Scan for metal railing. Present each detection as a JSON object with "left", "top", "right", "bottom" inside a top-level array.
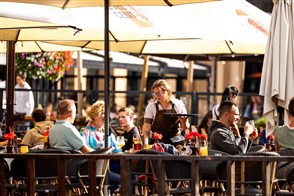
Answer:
[{"left": 0, "top": 88, "right": 262, "bottom": 126}]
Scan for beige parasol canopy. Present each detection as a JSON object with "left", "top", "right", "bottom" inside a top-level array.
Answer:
[
  {"left": 1, "top": 0, "right": 270, "bottom": 55},
  {"left": 0, "top": 0, "right": 218, "bottom": 7},
  {"left": 259, "top": 0, "right": 294, "bottom": 137}
]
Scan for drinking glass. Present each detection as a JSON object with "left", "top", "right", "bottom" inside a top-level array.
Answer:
[
  {"left": 20, "top": 146, "right": 29, "bottom": 153},
  {"left": 246, "top": 120, "right": 255, "bottom": 127},
  {"left": 116, "top": 136, "right": 125, "bottom": 148},
  {"left": 133, "top": 134, "right": 140, "bottom": 144},
  {"left": 133, "top": 134, "right": 142, "bottom": 150}
]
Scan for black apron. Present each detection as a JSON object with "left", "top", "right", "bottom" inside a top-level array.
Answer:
[{"left": 151, "top": 102, "right": 179, "bottom": 144}]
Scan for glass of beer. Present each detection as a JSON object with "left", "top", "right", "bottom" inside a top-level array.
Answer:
[{"left": 133, "top": 134, "right": 142, "bottom": 150}]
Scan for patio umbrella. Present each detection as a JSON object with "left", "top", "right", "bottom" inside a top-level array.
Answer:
[
  {"left": 259, "top": 0, "right": 294, "bottom": 137},
  {"left": 1, "top": 0, "right": 218, "bottom": 7},
  {"left": 1, "top": 0, "right": 269, "bottom": 146},
  {"left": 41, "top": 0, "right": 270, "bottom": 55}
]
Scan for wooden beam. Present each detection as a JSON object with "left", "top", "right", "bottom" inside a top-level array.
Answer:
[{"left": 137, "top": 55, "right": 149, "bottom": 127}]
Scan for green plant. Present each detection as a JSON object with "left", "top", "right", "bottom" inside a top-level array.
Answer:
[{"left": 16, "top": 52, "right": 74, "bottom": 81}]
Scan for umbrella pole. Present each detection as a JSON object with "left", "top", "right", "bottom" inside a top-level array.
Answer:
[
  {"left": 104, "top": 0, "right": 110, "bottom": 148},
  {"left": 5, "top": 41, "right": 15, "bottom": 133},
  {"left": 77, "top": 51, "right": 83, "bottom": 117}
]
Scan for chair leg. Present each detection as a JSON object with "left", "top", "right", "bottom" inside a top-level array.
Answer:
[{"left": 103, "top": 185, "right": 110, "bottom": 196}]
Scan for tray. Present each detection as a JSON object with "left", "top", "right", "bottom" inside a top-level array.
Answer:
[{"left": 164, "top": 113, "right": 199, "bottom": 117}]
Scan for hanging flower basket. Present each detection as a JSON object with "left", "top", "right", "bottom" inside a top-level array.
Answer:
[{"left": 16, "top": 52, "right": 74, "bottom": 81}]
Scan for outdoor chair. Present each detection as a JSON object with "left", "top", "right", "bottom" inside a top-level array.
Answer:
[
  {"left": 66, "top": 147, "right": 112, "bottom": 196},
  {"left": 216, "top": 151, "right": 279, "bottom": 196},
  {"left": 198, "top": 149, "right": 231, "bottom": 195},
  {"left": 164, "top": 159, "right": 192, "bottom": 195},
  {"left": 131, "top": 149, "right": 156, "bottom": 195},
  {"left": 130, "top": 149, "right": 171, "bottom": 196},
  {"left": 275, "top": 165, "right": 294, "bottom": 195},
  {"left": 1, "top": 158, "right": 16, "bottom": 196},
  {"left": 247, "top": 144, "right": 266, "bottom": 153},
  {"left": 10, "top": 149, "right": 70, "bottom": 196},
  {"left": 275, "top": 150, "right": 294, "bottom": 190}
]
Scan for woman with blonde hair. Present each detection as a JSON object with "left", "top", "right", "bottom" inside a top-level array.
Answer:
[
  {"left": 142, "top": 79, "right": 189, "bottom": 145},
  {"left": 80, "top": 100, "right": 117, "bottom": 149},
  {"left": 80, "top": 100, "right": 120, "bottom": 194}
]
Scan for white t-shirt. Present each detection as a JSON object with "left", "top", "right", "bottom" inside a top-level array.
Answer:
[
  {"left": 15, "top": 82, "right": 34, "bottom": 115},
  {"left": 144, "top": 99, "right": 187, "bottom": 122}
]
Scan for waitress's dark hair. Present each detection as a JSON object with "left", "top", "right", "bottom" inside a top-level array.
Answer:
[{"left": 220, "top": 85, "right": 239, "bottom": 103}]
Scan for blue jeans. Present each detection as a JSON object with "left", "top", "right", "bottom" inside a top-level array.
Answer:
[{"left": 106, "top": 170, "right": 121, "bottom": 194}]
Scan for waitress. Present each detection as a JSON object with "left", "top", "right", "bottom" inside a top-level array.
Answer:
[{"left": 142, "top": 79, "right": 190, "bottom": 145}]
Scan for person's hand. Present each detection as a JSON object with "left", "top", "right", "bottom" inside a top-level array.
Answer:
[
  {"left": 231, "top": 122, "right": 241, "bottom": 137},
  {"left": 178, "top": 116, "right": 188, "bottom": 128},
  {"left": 249, "top": 128, "right": 258, "bottom": 140},
  {"left": 244, "top": 122, "right": 254, "bottom": 136}
]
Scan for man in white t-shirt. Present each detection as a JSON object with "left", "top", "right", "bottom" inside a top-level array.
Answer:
[{"left": 14, "top": 74, "right": 34, "bottom": 115}]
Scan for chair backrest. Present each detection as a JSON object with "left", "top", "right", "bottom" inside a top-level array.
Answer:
[
  {"left": 278, "top": 149, "right": 294, "bottom": 156},
  {"left": 217, "top": 151, "right": 279, "bottom": 183},
  {"left": 11, "top": 149, "right": 70, "bottom": 180},
  {"left": 199, "top": 149, "right": 231, "bottom": 181},
  {"left": 85, "top": 147, "right": 113, "bottom": 176},
  {"left": 276, "top": 149, "right": 294, "bottom": 180},
  {"left": 165, "top": 160, "right": 191, "bottom": 181},
  {"left": 33, "top": 149, "right": 70, "bottom": 179},
  {"left": 73, "top": 147, "right": 113, "bottom": 178},
  {"left": 286, "top": 166, "right": 294, "bottom": 189},
  {"left": 247, "top": 145, "right": 266, "bottom": 153},
  {"left": 133, "top": 149, "right": 171, "bottom": 175}
]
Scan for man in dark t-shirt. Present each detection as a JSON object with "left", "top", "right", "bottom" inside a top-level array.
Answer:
[{"left": 118, "top": 107, "right": 141, "bottom": 151}]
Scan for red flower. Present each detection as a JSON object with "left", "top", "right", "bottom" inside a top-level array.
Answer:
[
  {"left": 269, "top": 134, "right": 275, "bottom": 141},
  {"left": 153, "top": 133, "right": 161, "bottom": 140},
  {"left": 185, "top": 131, "right": 201, "bottom": 140},
  {"left": 201, "top": 133, "right": 208, "bottom": 140},
  {"left": 185, "top": 131, "right": 208, "bottom": 141},
  {"left": 4, "top": 132, "right": 16, "bottom": 141},
  {"left": 43, "top": 131, "right": 49, "bottom": 137}
]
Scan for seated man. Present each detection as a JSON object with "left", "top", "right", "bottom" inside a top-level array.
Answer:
[
  {"left": 274, "top": 97, "right": 294, "bottom": 180},
  {"left": 274, "top": 97, "right": 294, "bottom": 151},
  {"left": 49, "top": 99, "right": 120, "bottom": 193},
  {"left": 210, "top": 100, "right": 256, "bottom": 155},
  {"left": 118, "top": 107, "right": 141, "bottom": 151},
  {"left": 49, "top": 99, "right": 93, "bottom": 153},
  {"left": 21, "top": 109, "right": 54, "bottom": 147}
]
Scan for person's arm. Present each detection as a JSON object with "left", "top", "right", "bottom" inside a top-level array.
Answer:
[
  {"left": 28, "top": 91, "right": 34, "bottom": 115},
  {"left": 0, "top": 140, "right": 8, "bottom": 146},
  {"left": 210, "top": 128, "right": 250, "bottom": 155},
  {"left": 176, "top": 99, "right": 190, "bottom": 131},
  {"left": 273, "top": 128, "right": 280, "bottom": 151},
  {"left": 79, "top": 145, "right": 94, "bottom": 153},
  {"left": 142, "top": 122, "right": 152, "bottom": 145},
  {"left": 180, "top": 117, "right": 189, "bottom": 128},
  {"left": 142, "top": 102, "right": 155, "bottom": 145}
]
